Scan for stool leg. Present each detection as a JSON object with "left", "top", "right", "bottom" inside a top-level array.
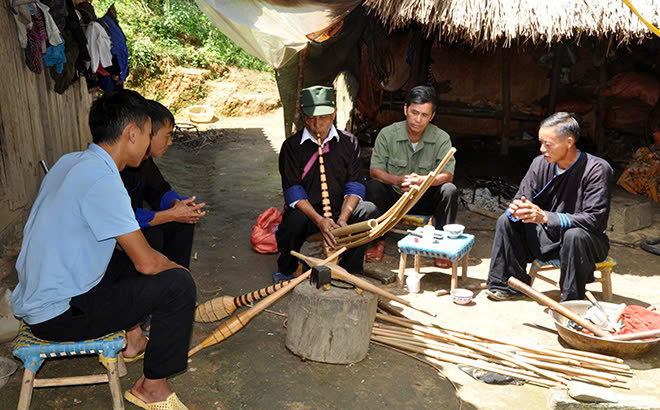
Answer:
[
  {"left": 451, "top": 262, "right": 458, "bottom": 291},
  {"left": 461, "top": 253, "right": 469, "bottom": 280},
  {"left": 601, "top": 269, "right": 613, "bottom": 301},
  {"left": 17, "top": 369, "right": 36, "bottom": 410},
  {"left": 414, "top": 255, "right": 420, "bottom": 275},
  {"left": 397, "top": 254, "right": 407, "bottom": 289},
  {"left": 106, "top": 359, "right": 125, "bottom": 410},
  {"left": 118, "top": 354, "right": 127, "bottom": 378}
]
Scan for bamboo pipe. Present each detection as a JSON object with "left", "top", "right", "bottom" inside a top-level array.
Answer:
[
  {"left": 375, "top": 309, "right": 628, "bottom": 367},
  {"left": 188, "top": 248, "right": 346, "bottom": 356},
  {"left": 507, "top": 277, "right": 611, "bottom": 338},
  {"left": 610, "top": 329, "right": 660, "bottom": 341},
  {"left": 373, "top": 332, "right": 616, "bottom": 388},
  {"left": 291, "top": 252, "right": 437, "bottom": 317},
  {"left": 374, "top": 317, "right": 630, "bottom": 382},
  {"left": 335, "top": 230, "right": 370, "bottom": 245},
  {"left": 343, "top": 147, "right": 457, "bottom": 249},
  {"left": 376, "top": 314, "right": 568, "bottom": 385},
  {"left": 194, "top": 280, "right": 292, "bottom": 322},
  {"left": 371, "top": 335, "right": 559, "bottom": 388},
  {"left": 316, "top": 133, "right": 333, "bottom": 257},
  {"left": 331, "top": 219, "right": 377, "bottom": 238},
  {"left": 542, "top": 347, "right": 624, "bottom": 364},
  {"left": 372, "top": 327, "right": 479, "bottom": 358},
  {"left": 515, "top": 352, "right": 632, "bottom": 376}
]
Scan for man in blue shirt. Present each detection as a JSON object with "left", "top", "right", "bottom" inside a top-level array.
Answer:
[{"left": 11, "top": 89, "right": 195, "bottom": 409}]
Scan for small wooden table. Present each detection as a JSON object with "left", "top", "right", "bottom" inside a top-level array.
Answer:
[{"left": 397, "top": 228, "right": 475, "bottom": 291}]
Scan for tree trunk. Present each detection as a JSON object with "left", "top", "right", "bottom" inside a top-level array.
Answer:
[{"left": 286, "top": 281, "right": 377, "bottom": 364}]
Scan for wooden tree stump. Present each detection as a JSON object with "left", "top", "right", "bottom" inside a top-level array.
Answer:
[{"left": 286, "top": 280, "right": 377, "bottom": 364}]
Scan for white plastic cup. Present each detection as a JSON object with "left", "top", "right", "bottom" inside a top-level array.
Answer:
[
  {"left": 422, "top": 224, "right": 435, "bottom": 244},
  {"left": 406, "top": 274, "right": 421, "bottom": 293}
]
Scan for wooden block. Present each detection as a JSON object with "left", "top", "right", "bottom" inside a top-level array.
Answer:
[{"left": 286, "top": 281, "right": 377, "bottom": 364}]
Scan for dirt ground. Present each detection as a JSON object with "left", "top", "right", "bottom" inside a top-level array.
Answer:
[{"left": 1, "top": 110, "right": 659, "bottom": 409}]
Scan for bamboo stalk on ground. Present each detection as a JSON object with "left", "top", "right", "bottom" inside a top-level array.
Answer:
[
  {"left": 377, "top": 314, "right": 568, "bottom": 384},
  {"left": 371, "top": 335, "right": 559, "bottom": 388},
  {"left": 372, "top": 311, "right": 629, "bottom": 389},
  {"left": 371, "top": 333, "right": 616, "bottom": 388},
  {"left": 375, "top": 306, "right": 627, "bottom": 366}
]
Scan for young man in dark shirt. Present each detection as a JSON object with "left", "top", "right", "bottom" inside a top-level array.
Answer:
[
  {"left": 486, "top": 112, "right": 612, "bottom": 302},
  {"left": 118, "top": 100, "right": 206, "bottom": 269},
  {"left": 276, "top": 86, "right": 378, "bottom": 280}
]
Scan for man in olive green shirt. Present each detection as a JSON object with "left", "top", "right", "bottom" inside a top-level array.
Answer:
[{"left": 365, "top": 86, "right": 458, "bottom": 267}]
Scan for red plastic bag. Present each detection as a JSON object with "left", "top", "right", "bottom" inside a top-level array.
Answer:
[{"left": 250, "top": 207, "right": 282, "bottom": 254}]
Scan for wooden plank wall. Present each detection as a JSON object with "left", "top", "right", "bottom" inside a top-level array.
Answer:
[{"left": 0, "top": 5, "right": 92, "bottom": 252}]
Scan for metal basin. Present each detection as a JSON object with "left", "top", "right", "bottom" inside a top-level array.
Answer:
[{"left": 548, "top": 300, "right": 660, "bottom": 358}]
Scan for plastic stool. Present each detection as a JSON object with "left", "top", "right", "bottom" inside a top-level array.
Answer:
[{"left": 528, "top": 256, "right": 616, "bottom": 300}]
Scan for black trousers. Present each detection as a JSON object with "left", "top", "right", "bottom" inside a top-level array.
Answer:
[
  {"left": 30, "top": 261, "right": 196, "bottom": 380},
  {"left": 103, "top": 222, "right": 195, "bottom": 277},
  {"left": 143, "top": 222, "right": 195, "bottom": 268},
  {"left": 486, "top": 214, "right": 609, "bottom": 301},
  {"left": 365, "top": 179, "right": 458, "bottom": 230},
  {"left": 276, "top": 201, "right": 379, "bottom": 274}
]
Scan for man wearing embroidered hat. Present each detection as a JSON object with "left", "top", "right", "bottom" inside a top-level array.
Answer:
[{"left": 275, "top": 86, "right": 378, "bottom": 281}]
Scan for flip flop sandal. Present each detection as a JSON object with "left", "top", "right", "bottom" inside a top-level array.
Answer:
[
  {"left": 434, "top": 258, "right": 452, "bottom": 269},
  {"left": 124, "top": 391, "right": 189, "bottom": 410},
  {"left": 123, "top": 336, "right": 148, "bottom": 363},
  {"left": 365, "top": 241, "right": 385, "bottom": 263}
]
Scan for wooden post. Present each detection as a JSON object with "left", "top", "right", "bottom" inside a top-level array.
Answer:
[
  {"left": 292, "top": 44, "right": 309, "bottom": 133},
  {"left": 106, "top": 360, "right": 125, "bottom": 410},
  {"left": 547, "top": 43, "right": 563, "bottom": 116},
  {"left": 501, "top": 46, "right": 513, "bottom": 155},
  {"left": 596, "top": 41, "right": 608, "bottom": 155},
  {"left": 17, "top": 369, "right": 35, "bottom": 410}
]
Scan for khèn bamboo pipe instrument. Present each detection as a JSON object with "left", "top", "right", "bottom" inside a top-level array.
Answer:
[
  {"left": 291, "top": 251, "right": 437, "bottom": 317},
  {"left": 507, "top": 277, "right": 611, "bottom": 338},
  {"left": 316, "top": 133, "right": 333, "bottom": 257},
  {"left": 188, "top": 248, "right": 346, "bottom": 356},
  {"left": 194, "top": 280, "right": 292, "bottom": 322},
  {"left": 339, "top": 147, "right": 457, "bottom": 249},
  {"left": 327, "top": 147, "right": 457, "bottom": 249}
]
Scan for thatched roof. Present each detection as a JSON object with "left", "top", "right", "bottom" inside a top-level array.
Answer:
[{"left": 362, "top": 0, "right": 660, "bottom": 48}]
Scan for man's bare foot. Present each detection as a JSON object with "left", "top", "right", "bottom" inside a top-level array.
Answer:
[
  {"left": 130, "top": 375, "right": 173, "bottom": 403},
  {"left": 123, "top": 324, "right": 148, "bottom": 359}
]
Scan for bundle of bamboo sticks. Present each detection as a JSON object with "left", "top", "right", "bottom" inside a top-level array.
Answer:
[
  {"left": 372, "top": 312, "right": 632, "bottom": 389},
  {"left": 314, "top": 147, "right": 457, "bottom": 251}
]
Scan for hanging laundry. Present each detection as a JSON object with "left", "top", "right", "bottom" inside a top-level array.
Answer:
[
  {"left": 50, "top": 31, "right": 80, "bottom": 94},
  {"left": 25, "top": 7, "right": 48, "bottom": 73},
  {"left": 85, "top": 21, "right": 112, "bottom": 73},
  {"left": 13, "top": 1, "right": 63, "bottom": 49},
  {"left": 44, "top": 42, "right": 66, "bottom": 74},
  {"left": 99, "top": 14, "right": 128, "bottom": 82},
  {"left": 39, "top": 0, "right": 68, "bottom": 33}
]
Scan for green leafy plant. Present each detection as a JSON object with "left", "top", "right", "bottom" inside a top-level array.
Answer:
[{"left": 93, "top": 0, "right": 271, "bottom": 88}]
